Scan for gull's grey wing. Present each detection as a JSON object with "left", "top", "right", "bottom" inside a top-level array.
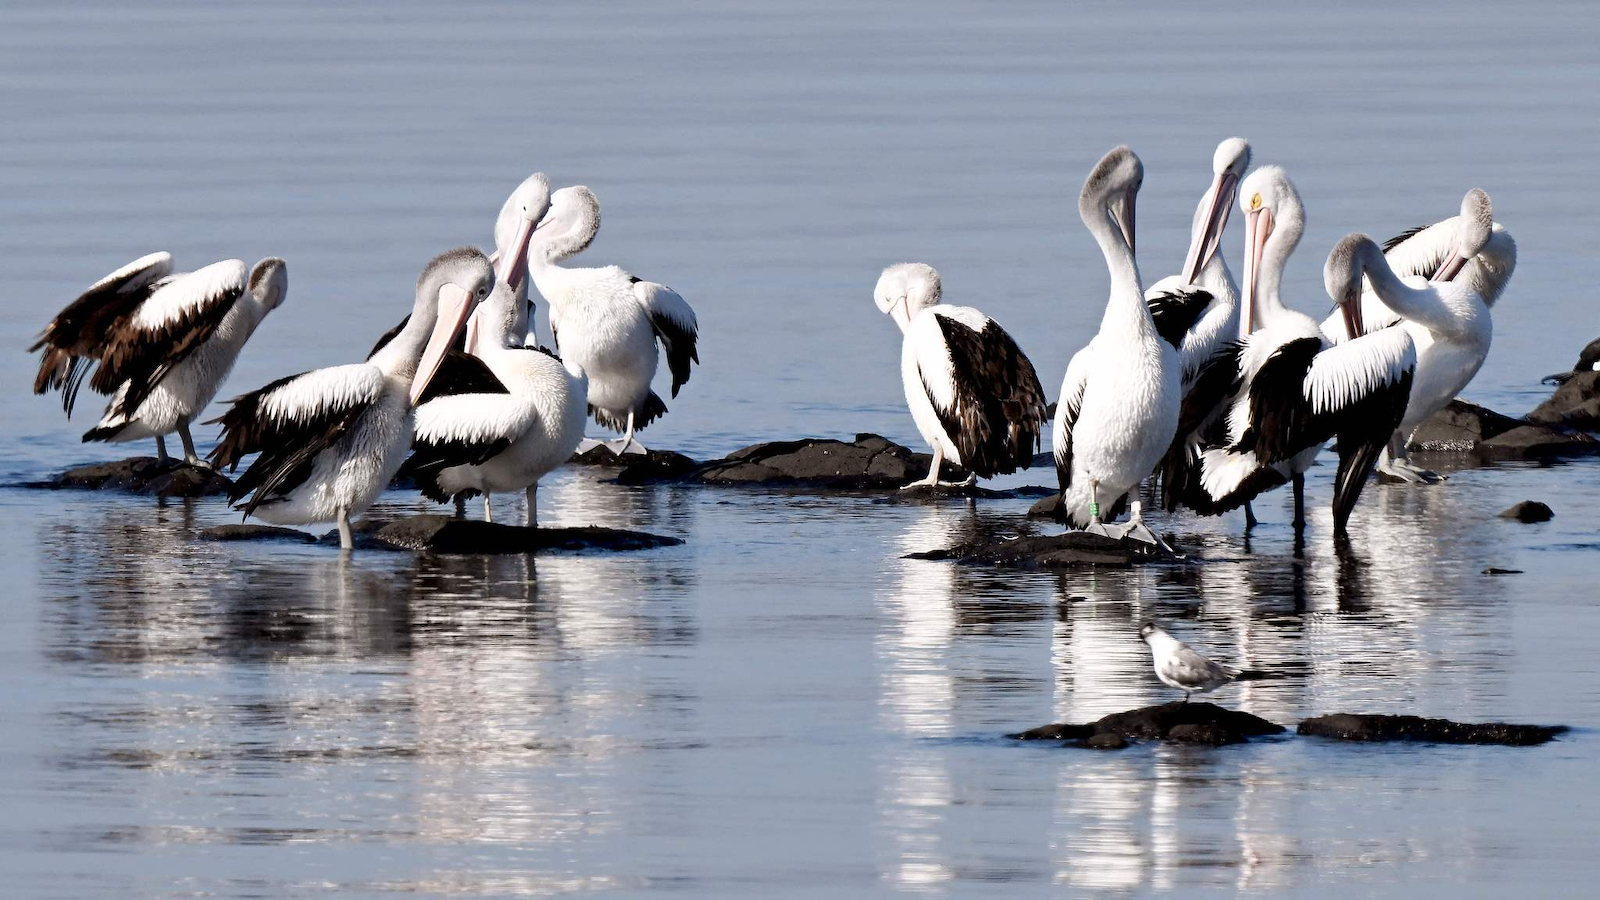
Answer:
[{"left": 1161, "top": 643, "right": 1235, "bottom": 688}]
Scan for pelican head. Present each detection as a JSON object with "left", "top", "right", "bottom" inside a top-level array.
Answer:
[
  {"left": 411, "top": 246, "right": 496, "bottom": 404},
  {"left": 1080, "top": 145, "right": 1143, "bottom": 256},
  {"left": 1433, "top": 188, "right": 1493, "bottom": 283},
  {"left": 1237, "top": 166, "right": 1304, "bottom": 337},
  {"left": 874, "top": 262, "right": 941, "bottom": 332},
  {"left": 530, "top": 185, "right": 602, "bottom": 267},
  {"left": 1181, "top": 137, "right": 1251, "bottom": 284},
  {"left": 1324, "top": 233, "right": 1385, "bottom": 341},
  {"left": 491, "top": 172, "right": 552, "bottom": 292},
  {"left": 247, "top": 257, "right": 289, "bottom": 311}
]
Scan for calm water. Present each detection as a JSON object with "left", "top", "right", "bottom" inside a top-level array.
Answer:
[{"left": 2, "top": 1, "right": 1599, "bottom": 896}]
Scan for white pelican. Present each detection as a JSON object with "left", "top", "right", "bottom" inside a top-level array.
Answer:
[
  {"left": 1053, "top": 146, "right": 1181, "bottom": 545},
  {"left": 1195, "top": 168, "right": 1417, "bottom": 534},
  {"left": 31, "top": 253, "right": 288, "bottom": 465},
  {"left": 1319, "top": 189, "right": 1511, "bottom": 483},
  {"left": 1144, "top": 138, "right": 1251, "bottom": 514},
  {"left": 873, "top": 262, "right": 1047, "bottom": 488},
  {"left": 401, "top": 176, "right": 589, "bottom": 526},
  {"left": 527, "top": 186, "right": 699, "bottom": 455},
  {"left": 209, "top": 247, "right": 496, "bottom": 550}
]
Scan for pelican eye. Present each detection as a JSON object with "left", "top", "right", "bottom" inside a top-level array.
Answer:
[{"left": 1249, "top": 193, "right": 1263, "bottom": 210}]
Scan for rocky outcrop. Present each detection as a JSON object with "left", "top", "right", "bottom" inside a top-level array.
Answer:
[
  {"left": 199, "top": 524, "right": 319, "bottom": 543},
  {"left": 1528, "top": 371, "right": 1600, "bottom": 431},
  {"left": 1498, "top": 501, "right": 1554, "bottom": 523},
  {"left": 1407, "top": 400, "right": 1598, "bottom": 459},
  {"left": 1010, "top": 702, "right": 1286, "bottom": 748},
  {"left": 1297, "top": 714, "right": 1567, "bottom": 746},
  {"left": 906, "top": 530, "right": 1173, "bottom": 568},
  {"left": 25, "top": 457, "right": 234, "bottom": 498},
  {"left": 370, "top": 515, "right": 683, "bottom": 554}
]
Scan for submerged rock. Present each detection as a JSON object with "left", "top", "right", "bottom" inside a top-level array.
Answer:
[
  {"left": 370, "top": 515, "right": 683, "bottom": 554},
  {"left": 1010, "top": 701, "right": 1286, "bottom": 748},
  {"left": 1498, "top": 500, "right": 1554, "bottom": 523},
  {"left": 1528, "top": 370, "right": 1600, "bottom": 431},
  {"left": 1297, "top": 713, "right": 1567, "bottom": 746},
  {"left": 26, "top": 457, "right": 234, "bottom": 498},
  {"left": 1408, "top": 400, "right": 1599, "bottom": 459},
  {"left": 906, "top": 530, "right": 1173, "bottom": 568},
  {"left": 199, "top": 524, "right": 318, "bottom": 543}
]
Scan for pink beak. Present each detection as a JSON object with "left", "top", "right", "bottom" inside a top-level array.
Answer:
[
  {"left": 496, "top": 215, "right": 536, "bottom": 293},
  {"left": 1181, "top": 171, "right": 1237, "bottom": 286},
  {"left": 410, "top": 283, "right": 477, "bottom": 405},
  {"left": 1239, "top": 206, "right": 1271, "bottom": 339},
  {"left": 1341, "top": 286, "right": 1365, "bottom": 339}
]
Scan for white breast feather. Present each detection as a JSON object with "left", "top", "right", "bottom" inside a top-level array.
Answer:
[
  {"left": 132, "top": 259, "right": 246, "bottom": 329},
  {"left": 908, "top": 310, "right": 958, "bottom": 413}
]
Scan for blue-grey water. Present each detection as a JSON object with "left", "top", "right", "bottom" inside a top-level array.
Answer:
[{"left": 2, "top": 1, "right": 1599, "bottom": 896}]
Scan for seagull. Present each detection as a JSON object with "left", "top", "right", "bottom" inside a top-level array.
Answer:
[{"left": 1139, "top": 622, "right": 1237, "bottom": 702}]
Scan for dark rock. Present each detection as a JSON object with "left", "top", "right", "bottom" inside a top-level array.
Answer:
[
  {"left": 370, "top": 515, "right": 683, "bottom": 554},
  {"left": 906, "top": 530, "right": 1173, "bottom": 568},
  {"left": 1408, "top": 400, "right": 1599, "bottom": 459},
  {"left": 1498, "top": 501, "right": 1554, "bottom": 523},
  {"left": 882, "top": 483, "right": 1057, "bottom": 502},
  {"left": 1481, "top": 567, "right": 1524, "bottom": 575},
  {"left": 1297, "top": 713, "right": 1567, "bottom": 746},
  {"left": 571, "top": 446, "right": 701, "bottom": 484},
  {"left": 199, "top": 524, "right": 319, "bottom": 543},
  {"left": 1528, "top": 370, "right": 1600, "bottom": 431},
  {"left": 26, "top": 457, "right": 233, "bottom": 498},
  {"left": 1009, "top": 701, "right": 1285, "bottom": 747},
  {"left": 1081, "top": 733, "right": 1128, "bottom": 750},
  {"left": 688, "top": 433, "right": 973, "bottom": 490}
]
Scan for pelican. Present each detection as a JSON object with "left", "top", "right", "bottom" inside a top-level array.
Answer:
[
  {"left": 31, "top": 253, "right": 288, "bottom": 465},
  {"left": 1320, "top": 190, "right": 1510, "bottom": 483},
  {"left": 208, "top": 247, "right": 495, "bottom": 550},
  {"left": 873, "top": 262, "right": 1047, "bottom": 488},
  {"left": 527, "top": 186, "right": 699, "bottom": 455},
  {"left": 1143, "top": 138, "right": 1252, "bottom": 514},
  {"left": 401, "top": 176, "right": 589, "bottom": 526},
  {"left": 1053, "top": 146, "right": 1181, "bottom": 546},
  {"left": 1195, "top": 168, "right": 1416, "bottom": 534}
]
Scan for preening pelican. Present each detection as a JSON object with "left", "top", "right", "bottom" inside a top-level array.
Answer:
[
  {"left": 402, "top": 175, "right": 589, "bottom": 526},
  {"left": 31, "top": 253, "right": 287, "bottom": 464},
  {"left": 208, "top": 247, "right": 495, "bottom": 550},
  {"left": 1320, "top": 189, "right": 1510, "bottom": 483},
  {"left": 873, "top": 262, "right": 1047, "bottom": 488},
  {"left": 1194, "top": 168, "right": 1416, "bottom": 534},
  {"left": 1053, "top": 146, "right": 1181, "bottom": 545},
  {"left": 528, "top": 186, "right": 699, "bottom": 455}
]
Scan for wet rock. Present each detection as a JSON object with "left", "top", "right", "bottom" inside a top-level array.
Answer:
[
  {"left": 1297, "top": 714, "right": 1567, "bottom": 746},
  {"left": 1481, "top": 567, "right": 1524, "bottom": 575},
  {"left": 1498, "top": 501, "right": 1553, "bottom": 523},
  {"left": 1528, "top": 370, "right": 1600, "bottom": 431},
  {"left": 370, "top": 514, "right": 683, "bottom": 554},
  {"left": 884, "top": 483, "right": 1056, "bottom": 502},
  {"left": 1407, "top": 400, "right": 1599, "bottom": 459},
  {"left": 1083, "top": 733, "right": 1128, "bottom": 750},
  {"left": 26, "top": 457, "right": 233, "bottom": 498},
  {"left": 906, "top": 530, "right": 1173, "bottom": 568},
  {"left": 1009, "top": 701, "right": 1285, "bottom": 747},
  {"left": 199, "top": 524, "right": 319, "bottom": 543},
  {"left": 572, "top": 446, "right": 701, "bottom": 484}
]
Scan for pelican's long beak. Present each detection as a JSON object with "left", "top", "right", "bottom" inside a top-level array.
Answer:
[
  {"left": 1181, "top": 171, "right": 1238, "bottom": 285},
  {"left": 411, "top": 283, "right": 477, "bottom": 405},
  {"left": 1431, "top": 253, "right": 1470, "bottom": 283},
  {"left": 1111, "top": 188, "right": 1137, "bottom": 258},
  {"left": 496, "top": 215, "right": 537, "bottom": 292},
  {"left": 462, "top": 306, "right": 483, "bottom": 356},
  {"left": 1341, "top": 285, "right": 1365, "bottom": 340},
  {"left": 1239, "top": 206, "right": 1271, "bottom": 338},
  {"left": 890, "top": 296, "right": 911, "bottom": 331}
]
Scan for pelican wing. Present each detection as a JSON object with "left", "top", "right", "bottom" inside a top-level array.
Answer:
[
  {"left": 1052, "top": 346, "right": 1092, "bottom": 494},
  {"left": 920, "top": 308, "right": 1047, "bottom": 478},
  {"left": 401, "top": 393, "right": 538, "bottom": 503},
  {"left": 207, "top": 363, "right": 386, "bottom": 516},
  {"left": 1157, "top": 341, "right": 1244, "bottom": 512},
  {"left": 633, "top": 278, "right": 698, "bottom": 397},
  {"left": 30, "top": 251, "right": 176, "bottom": 416},
  {"left": 1305, "top": 328, "right": 1416, "bottom": 528},
  {"left": 1146, "top": 287, "right": 1214, "bottom": 356},
  {"left": 415, "top": 350, "right": 509, "bottom": 404},
  {"left": 91, "top": 259, "right": 247, "bottom": 418}
]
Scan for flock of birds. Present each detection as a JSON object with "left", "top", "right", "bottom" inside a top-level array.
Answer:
[
  {"left": 30, "top": 139, "right": 1513, "bottom": 559},
  {"left": 878, "top": 140, "right": 1514, "bottom": 553}
]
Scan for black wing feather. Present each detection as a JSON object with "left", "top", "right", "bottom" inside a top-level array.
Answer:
[
  {"left": 926, "top": 315, "right": 1048, "bottom": 479},
  {"left": 415, "top": 350, "right": 509, "bottom": 404},
  {"left": 1158, "top": 341, "right": 1244, "bottom": 512},
  {"left": 31, "top": 258, "right": 169, "bottom": 416},
  {"left": 94, "top": 283, "right": 243, "bottom": 418},
  {"left": 1145, "top": 288, "right": 1214, "bottom": 351}
]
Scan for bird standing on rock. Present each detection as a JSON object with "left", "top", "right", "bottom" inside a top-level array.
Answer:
[{"left": 1139, "top": 622, "right": 1238, "bottom": 702}]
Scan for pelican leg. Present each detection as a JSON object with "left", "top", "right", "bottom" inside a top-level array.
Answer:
[
  {"left": 575, "top": 437, "right": 606, "bottom": 455},
  {"left": 1244, "top": 501, "right": 1258, "bottom": 530},
  {"left": 155, "top": 434, "right": 170, "bottom": 463},
  {"left": 1377, "top": 432, "right": 1444, "bottom": 484},
  {"left": 336, "top": 507, "right": 354, "bottom": 551},
  {"left": 1291, "top": 473, "right": 1306, "bottom": 529},
  {"left": 901, "top": 446, "right": 944, "bottom": 489},
  {"left": 1083, "top": 478, "right": 1115, "bottom": 537},
  {"left": 483, "top": 492, "right": 494, "bottom": 523},
  {"left": 453, "top": 495, "right": 466, "bottom": 519},
  {"left": 177, "top": 418, "right": 206, "bottom": 467},
  {"left": 1118, "top": 487, "right": 1179, "bottom": 556},
  {"left": 607, "top": 411, "right": 649, "bottom": 456},
  {"left": 525, "top": 484, "right": 537, "bottom": 528}
]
